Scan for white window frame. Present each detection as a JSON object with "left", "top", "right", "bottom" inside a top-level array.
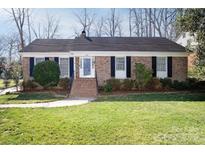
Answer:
[
  {"left": 115, "top": 56, "right": 126, "bottom": 79},
  {"left": 59, "top": 57, "right": 70, "bottom": 78},
  {"left": 34, "top": 57, "right": 45, "bottom": 65},
  {"left": 156, "top": 57, "right": 167, "bottom": 79}
]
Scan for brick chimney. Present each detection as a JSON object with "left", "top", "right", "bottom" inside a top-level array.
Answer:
[{"left": 81, "top": 30, "right": 86, "bottom": 38}]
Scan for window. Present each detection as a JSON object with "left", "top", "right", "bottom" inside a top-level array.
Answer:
[
  {"left": 116, "top": 57, "right": 125, "bottom": 71},
  {"left": 35, "top": 58, "right": 45, "bottom": 65},
  {"left": 59, "top": 58, "right": 69, "bottom": 77},
  {"left": 157, "top": 57, "right": 167, "bottom": 72}
]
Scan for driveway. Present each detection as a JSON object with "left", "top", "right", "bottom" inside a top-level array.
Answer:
[{"left": 0, "top": 98, "right": 95, "bottom": 108}]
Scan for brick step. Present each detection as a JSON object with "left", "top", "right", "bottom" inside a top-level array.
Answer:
[{"left": 69, "top": 78, "right": 98, "bottom": 98}]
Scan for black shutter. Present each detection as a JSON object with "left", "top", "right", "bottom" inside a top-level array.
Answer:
[
  {"left": 69, "top": 57, "right": 74, "bottom": 78},
  {"left": 45, "top": 57, "right": 49, "bottom": 61},
  {"left": 167, "top": 57, "right": 172, "bottom": 77},
  {"left": 29, "top": 57, "right": 34, "bottom": 77},
  {"left": 111, "top": 56, "right": 115, "bottom": 77},
  {"left": 54, "top": 57, "right": 59, "bottom": 64},
  {"left": 126, "top": 56, "right": 131, "bottom": 78},
  {"left": 152, "top": 57, "right": 156, "bottom": 77}
]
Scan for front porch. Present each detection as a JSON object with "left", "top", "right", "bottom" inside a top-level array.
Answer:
[{"left": 69, "top": 56, "right": 98, "bottom": 98}]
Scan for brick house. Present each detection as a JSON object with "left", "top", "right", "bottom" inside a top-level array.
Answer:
[
  {"left": 175, "top": 32, "right": 197, "bottom": 68},
  {"left": 20, "top": 31, "right": 188, "bottom": 97}
]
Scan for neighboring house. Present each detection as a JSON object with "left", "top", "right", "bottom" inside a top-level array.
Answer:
[
  {"left": 175, "top": 32, "right": 197, "bottom": 68},
  {"left": 20, "top": 31, "right": 188, "bottom": 97}
]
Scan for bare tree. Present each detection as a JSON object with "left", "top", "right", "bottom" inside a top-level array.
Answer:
[
  {"left": 74, "top": 8, "right": 95, "bottom": 36},
  {"left": 139, "top": 9, "right": 144, "bottom": 37},
  {"left": 153, "top": 8, "right": 156, "bottom": 37},
  {"left": 6, "top": 8, "right": 28, "bottom": 51},
  {"left": 133, "top": 9, "right": 140, "bottom": 37},
  {"left": 0, "top": 34, "right": 19, "bottom": 64},
  {"left": 150, "top": 8, "right": 164, "bottom": 37},
  {"left": 0, "top": 36, "right": 6, "bottom": 57},
  {"left": 149, "top": 8, "right": 152, "bottom": 37},
  {"left": 5, "top": 34, "right": 19, "bottom": 64},
  {"left": 128, "top": 8, "right": 133, "bottom": 37},
  {"left": 26, "top": 9, "right": 32, "bottom": 43},
  {"left": 103, "top": 8, "right": 122, "bottom": 37},
  {"left": 32, "top": 14, "right": 60, "bottom": 39},
  {"left": 94, "top": 17, "right": 104, "bottom": 37}
]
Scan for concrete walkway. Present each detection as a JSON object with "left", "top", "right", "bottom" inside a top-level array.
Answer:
[
  {"left": 0, "top": 98, "right": 95, "bottom": 108},
  {"left": 0, "top": 87, "right": 19, "bottom": 95}
]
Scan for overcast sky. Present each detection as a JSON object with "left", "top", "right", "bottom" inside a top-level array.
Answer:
[{"left": 0, "top": 8, "right": 129, "bottom": 39}]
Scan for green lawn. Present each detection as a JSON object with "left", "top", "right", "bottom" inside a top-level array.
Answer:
[
  {"left": 0, "top": 79, "right": 16, "bottom": 89},
  {"left": 0, "top": 92, "right": 205, "bottom": 144},
  {"left": 0, "top": 92, "right": 65, "bottom": 104}
]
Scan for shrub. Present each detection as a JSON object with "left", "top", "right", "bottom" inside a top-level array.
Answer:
[
  {"left": 121, "top": 79, "right": 134, "bottom": 90},
  {"left": 186, "top": 78, "right": 197, "bottom": 87},
  {"left": 160, "top": 78, "right": 173, "bottom": 88},
  {"left": 106, "top": 79, "right": 121, "bottom": 91},
  {"left": 148, "top": 78, "right": 162, "bottom": 90},
  {"left": 135, "top": 63, "right": 152, "bottom": 90},
  {"left": 103, "top": 83, "right": 112, "bottom": 93},
  {"left": 172, "top": 80, "right": 189, "bottom": 90},
  {"left": 188, "top": 66, "right": 205, "bottom": 80},
  {"left": 33, "top": 61, "right": 60, "bottom": 87},
  {"left": 10, "top": 62, "right": 22, "bottom": 91},
  {"left": 3, "top": 80, "right": 10, "bottom": 89},
  {"left": 22, "top": 80, "right": 38, "bottom": 90},
  {"left": 194, "top": 81, "right": 205, "bottom": 90},
  {"left": 58, "top": 78, "right": 70, "bottom": 90}
]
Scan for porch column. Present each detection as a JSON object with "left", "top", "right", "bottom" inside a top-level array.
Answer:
[{"left": 75, "top": 57, "right": 80, "bottom": 79}]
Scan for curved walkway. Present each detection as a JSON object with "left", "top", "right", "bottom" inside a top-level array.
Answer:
[
  {"left": 0, "top": 98, "right": 95, "bottom": 108},
  {"left": 0, "top": 87, "right": 19, "bottom": 95}
]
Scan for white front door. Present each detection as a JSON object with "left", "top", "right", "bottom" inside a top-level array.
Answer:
[
  {"left": 79, "top": 57, "right": 95, "bottom": 78},
  {"left": 115, "top": 57, "right": 126, "bottom": 79}
]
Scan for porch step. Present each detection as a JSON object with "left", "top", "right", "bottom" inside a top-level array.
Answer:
[{"left": 69, "top": 78, "right": 98, "bottom": 98}]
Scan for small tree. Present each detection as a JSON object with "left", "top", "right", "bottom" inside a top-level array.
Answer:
[
  {"left": 135, "top": 63, "right": 152, "bottom": 90},
  {"left": 33, "top": 61, "right": 60, "bottom": 87},
  {"left": 0, "top": 57, "right": 6, "bottom": 77},
  {"left": 2, "top": 66, "right": 11, "bottom": 89},
  {"left": 11, "top": 62, "right": 22, "bottom": 91}
]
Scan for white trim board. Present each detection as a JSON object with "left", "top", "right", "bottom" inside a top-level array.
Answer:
[{"left": 20, "top": 51, "right": 188, "bottom": 57}]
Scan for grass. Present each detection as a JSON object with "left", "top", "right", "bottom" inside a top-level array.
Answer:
[
  {"left": 0, "top": 92, "right": 205, "bottom": 144},
  {"left": 0, "top": 92, "right": 65, "bottom": 104},
  {"left": 0, "top": 79, "right": 16, "bottom": 89}
]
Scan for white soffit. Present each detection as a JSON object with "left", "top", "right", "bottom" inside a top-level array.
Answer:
[{"left": 20, "top": 51, "right": 188, "bottom": 57}]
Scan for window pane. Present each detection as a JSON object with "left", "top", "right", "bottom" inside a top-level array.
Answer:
[
  {"left": 60, "top": 58, "right": 69, "bottom": 77},
  {"left": 157, "top": 57, "right": 166, "bottom": 71},
  {"left": 36, "top": 58, "right": 44, "bottom": 64},
  {"left": 116, "top": 57, "right": 125, "bottom": 71},
  {"left": 83, "top": 58, "right": 91, "bottom": 76}
]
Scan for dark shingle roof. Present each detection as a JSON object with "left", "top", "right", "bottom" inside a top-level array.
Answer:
[{"left": 22, "top": 37, "right": 186, "bottom": 52}]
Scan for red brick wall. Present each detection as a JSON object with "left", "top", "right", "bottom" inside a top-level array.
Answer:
[
  {"left": 22, "top": 57, "right": 30, "bottom": 81},
  {"left": 172, "top": 57, "right": 187, "bottom": 81},
  {"left": 22, "top": 56, "right": 188, "bottom": 84},
  {"left": 95, "top": 56, "right": 111, "bottom": 86},
  {"left": 131, "top": 57, "right": 152, "bottom": 80}
]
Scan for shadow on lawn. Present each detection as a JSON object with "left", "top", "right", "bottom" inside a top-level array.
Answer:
[
  {"left": 97, "top": 92, "right": 205, "bottom": 102},
  {"left": 8, "top": 92, "right": 56, "bottom": 101}
]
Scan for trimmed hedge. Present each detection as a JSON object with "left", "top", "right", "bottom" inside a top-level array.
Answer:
[
  {"left": 58, "top": 78, "right": 70, "bottom": 90},
  {"left": 33, "top": 61, "right": 60, "bottom": 87}
]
